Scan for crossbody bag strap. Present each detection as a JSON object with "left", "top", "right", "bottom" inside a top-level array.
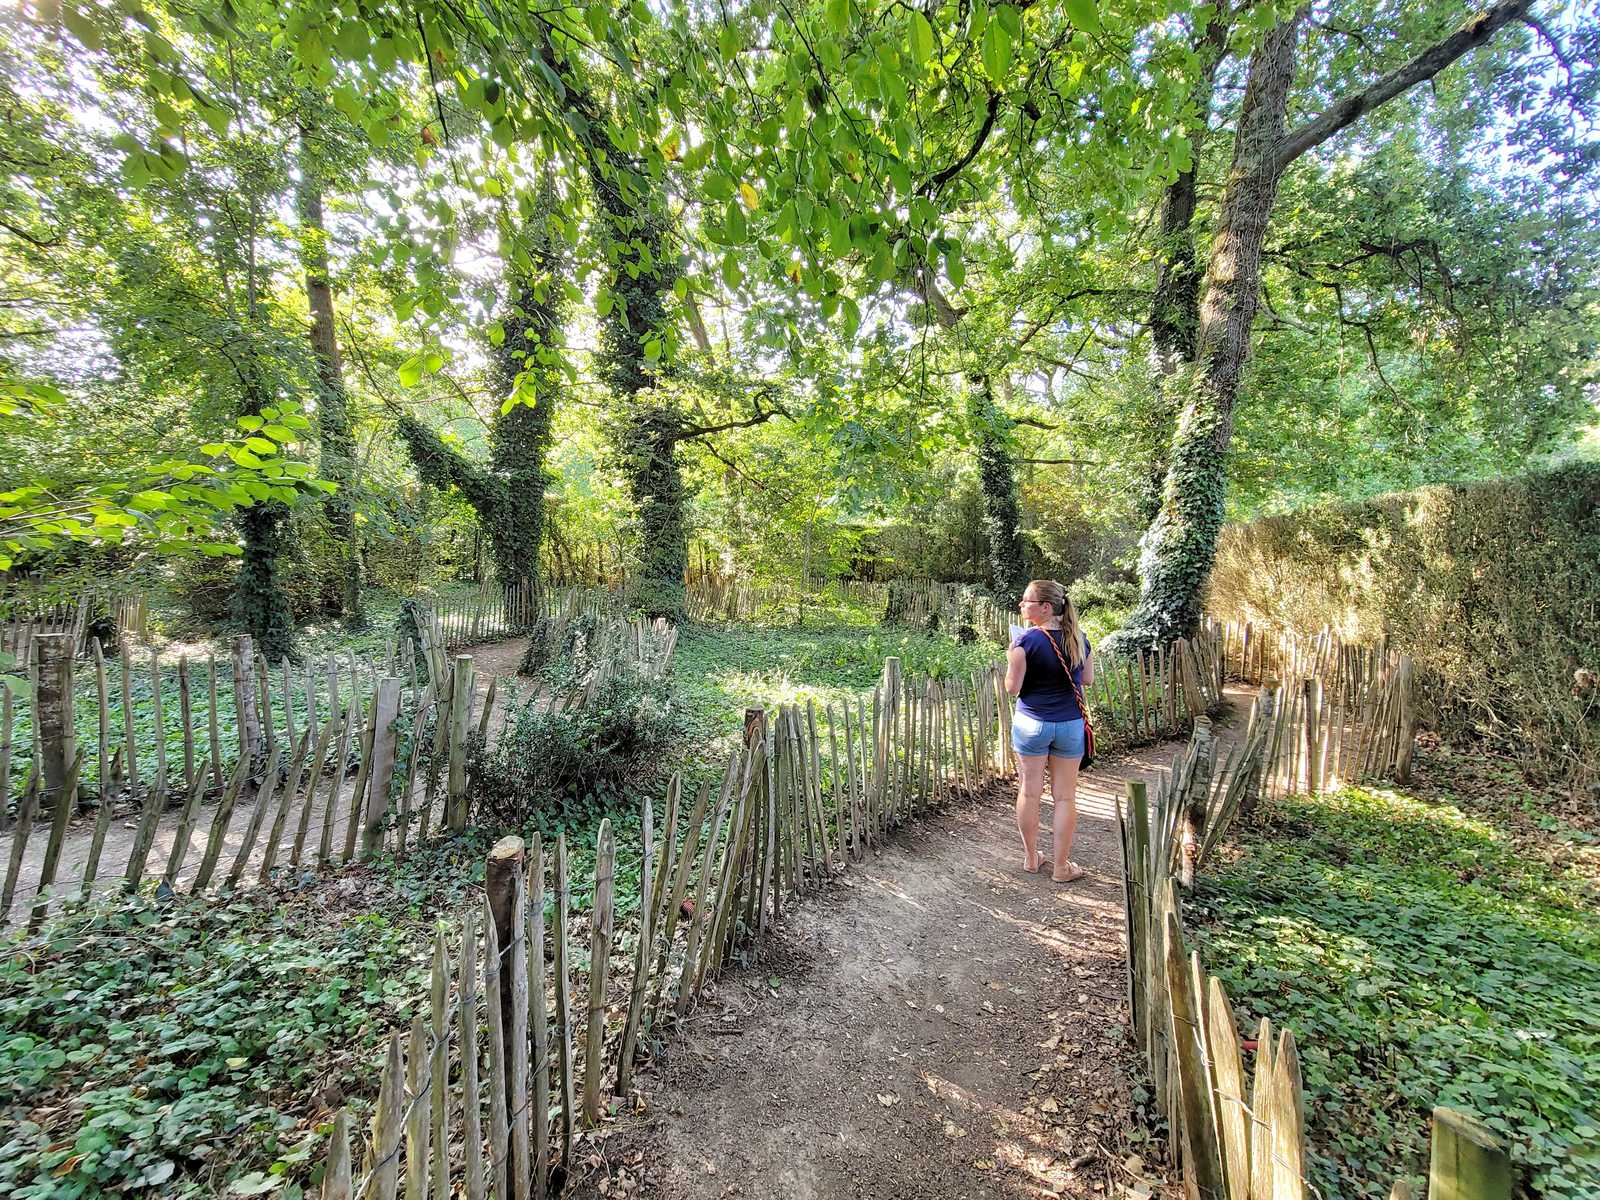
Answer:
[{"left": 1041, "top": 628, "right": 1092, "bottom": 728}]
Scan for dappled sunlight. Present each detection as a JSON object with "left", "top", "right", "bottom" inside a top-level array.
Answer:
[
  {"left": 919, "top": 1071, "right": 1098, "bottom": 1198},
  {"left": 1062, "top": 780, "right": 1122, "bottom": 823},
  {"left": 859, "top": 869, "right": 931, "bottom": 914}
]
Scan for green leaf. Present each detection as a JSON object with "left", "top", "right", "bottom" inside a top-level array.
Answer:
[
  {"left": 946, "top": 242, "right": 965, "bottom": 288},
  {"left": 980, "top": 21, "right": 1012, "bottom": 83},
  {"left": 230, "top": 1172, "right": 283, "bottom": 1196},
  {"left": 909, "top": 12, "right": 935, "bottom": 68},
  {"left": 62, "top": 3, "right": 102, "bottom": 52},
  {"left": 488, "top": 321, "right": 506, "bottom": 346},
  {"left": 826, "top": 0, "right": 850, "bottom": 36},
  {"left": 1064, "top": 0, "right": 1101, "bottom": 35}
]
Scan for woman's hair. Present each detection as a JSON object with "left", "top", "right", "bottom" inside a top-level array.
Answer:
[{"left": 1025, "top": 579, "right": 1086, "bottom": 668}]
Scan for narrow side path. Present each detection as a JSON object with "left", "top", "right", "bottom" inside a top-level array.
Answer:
[
  {"left": 590, "top": 733, "right": 1232, "bottom": 1200},
  {"left": 0, "top": 656, "right": 520, "bottom": 925}
]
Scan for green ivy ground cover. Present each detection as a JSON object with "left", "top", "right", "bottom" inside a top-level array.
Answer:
[
  {"left": 0, "top": 864, "right": 459, "bottom": 1199},
  {"left": 1188, "top": 773, "right": 1600, "bottom": 1200}
]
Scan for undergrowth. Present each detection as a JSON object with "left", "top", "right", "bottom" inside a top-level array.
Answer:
[
  {"left": 1188, "top": 767, "right": 1599, "bottom": 1200},
  {"left": 0, "top": 874, "right": 455, "bottom": 1199}
]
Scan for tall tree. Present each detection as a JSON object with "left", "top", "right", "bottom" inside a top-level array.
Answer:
[
  {"left": 1112, "top": 0, "right": 1543, "bottom": 651},
  {"left": 296, "top": 121, "right": 363, "bottom": 624},
  {"left": 398, "top": 201, "right": 568, "bottom": 608},
  {"left": 1140, "top": 10, "right": 1232, "bottom": 526}
]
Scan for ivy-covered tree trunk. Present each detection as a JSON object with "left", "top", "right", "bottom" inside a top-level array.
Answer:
[
  {"left": 967, "top": 377, "right": 1030, "bottom": 603},
  {"left": 1114, "top": 0, "right": 1532, "bottom": 653},
  {"left": 587, "top": 154, "right": 686, "bottom": 620},
  {"left": 483, "top": 249, "right": 564, "bottom": 598},
  {"left": 1141, "top": 16, "right": 1228, "bottom": 527},
  {"left": 236, "top": 500, "right": 295, "bottom": 661},
  {"left": 397, "top": 208, "right": 566, "bottom": 615},
  {"left": 1112, "top": 14, "right": 1301, "bottom": 652},
  {"left": 296, "top": 132, "right": 363, "bottom": 624}
]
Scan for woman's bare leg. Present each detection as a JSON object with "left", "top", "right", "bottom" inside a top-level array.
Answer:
[
  {"left": 1048, "top": 753, "right": 1084, "bottom": 881},
  {"left": 1015, "top": 753, "right": 1048, "bottom": 871}
]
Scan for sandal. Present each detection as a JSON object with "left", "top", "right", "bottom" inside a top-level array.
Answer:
[
  {"left": 1024, "top": 848, "right": 1050, "bottom": 873},
  {"left": 1052, "top": 861, "right": 1087, "bottom": 884}
]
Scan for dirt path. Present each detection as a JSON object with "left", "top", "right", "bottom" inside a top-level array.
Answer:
[{"left": 584, "top": 723, "right": 1242, "bottom": 1200}]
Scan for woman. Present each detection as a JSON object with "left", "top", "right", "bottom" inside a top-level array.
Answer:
[{"left": 1005, "top": 579, "right": 1093, "bottom": 882}]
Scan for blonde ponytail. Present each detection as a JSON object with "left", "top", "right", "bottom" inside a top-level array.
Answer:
[{"left": 1025, "top": 578, "right": 1085, "bottom": 668}]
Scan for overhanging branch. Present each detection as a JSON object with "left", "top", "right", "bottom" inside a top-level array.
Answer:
[{"left": 1269, "top": 0, "right": 1535, "bottom": 174}]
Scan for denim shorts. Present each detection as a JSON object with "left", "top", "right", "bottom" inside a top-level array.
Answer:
[{"left": 1012, "top": 713, "right": 1085, "bottom": 758}]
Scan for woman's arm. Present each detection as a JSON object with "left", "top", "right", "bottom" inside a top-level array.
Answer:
[
  {"left": 1005, "top": 644, "right": 1026, "bottom": 697},
  {"left": 1081, "top": 643, "right": 1095, "bottom": 688}
]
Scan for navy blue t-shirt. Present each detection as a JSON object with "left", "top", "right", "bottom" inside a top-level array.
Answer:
[{"left": 1012, "top": 627, "right": 1090, "bottom": 722}]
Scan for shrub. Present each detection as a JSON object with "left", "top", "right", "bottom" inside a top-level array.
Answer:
[
  {"left": 1208, "top": 463, "right": 1600, "bottom": 793},
  {"left": 466, "top": 667, "right": 675, "bottom": 835}
]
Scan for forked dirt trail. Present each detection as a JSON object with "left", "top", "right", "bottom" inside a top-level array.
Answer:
[{"left": 591, "top": 735, "right": 1226, "bottom": 1200}]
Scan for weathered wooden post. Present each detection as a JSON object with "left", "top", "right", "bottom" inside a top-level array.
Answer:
[
  {"left": 1179, "top": 717, "right": 1213, "bottom": 890},
  {"left": 35, "top": 633, "right": 76, "bottom": 813},
  {"left": 1394, "top": 656, "right": 1418, "bottom": 784},
  {"left": 485, "top": 834, "right": 525, "bottom": 1131},
  {"left": 1303, "top": 677, "right": 1323, "bottom": 795},
  {"left": 583, "top": 819, "right": 615, "bottom": 1126},
  {"left": 1428, "top": 1108, "right": 1514, "bottom": 1200},
  {"left": 446, "top": 654, "right": 475, "bottom": 830},
  {"left": 361, "top": 677, "right": 403, "bottom": 858},
  {"left": 231, "top": 635, "right": 261, "bottom": 769}
]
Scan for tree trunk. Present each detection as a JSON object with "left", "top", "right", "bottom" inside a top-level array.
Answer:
[
  {"left": 1141, "top": 15, "right": 1230, "bottom": 526},
  {"left": 589, "top": 175, "right": 686, "bottom": 620},
  {"left": 1113, "top": 0, "right": 1531, "bottom": 653},
  {"left": 396, "top": 205, "right": 566, "bottom": 624},
  {"left": 296, "top": 130, "right": 363, "bottom": 625},
  {"left": 1113, "top": 13, "right": 1303, "bottom": 652},
  {"left": 968, "top": 377, "right": 1030, "bottom": 603},
  {"left": 485, "top": 223, "right": 566, "bottom": 608},
  {"left": 236, "top": 501, "right": 296, "bottom": 661}
]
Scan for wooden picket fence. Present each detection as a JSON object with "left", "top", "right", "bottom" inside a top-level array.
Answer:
[
  {"left": 0, "top": 606, "right": 677, "bottom": 928},
  {"left": 316, "top": 655, "right": 1014, "bottom": 1198},
  {"left": 1117, "top": 658, "right": 1515, "bottom": 1199},
  {"left": 419, "top": 581, "right": 673, "bottom": 654},
  {"left": 0, "top": 585, "right": 149, "bottom": 664}
]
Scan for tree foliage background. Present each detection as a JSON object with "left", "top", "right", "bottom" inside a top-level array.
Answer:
[{"left": 0, "top": 0, "right": 1595, "bottom": 642}]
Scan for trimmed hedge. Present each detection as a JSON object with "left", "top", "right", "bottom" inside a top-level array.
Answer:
[{"left": 1207, "top": 463, "right": 1600, "bottom": 791}]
